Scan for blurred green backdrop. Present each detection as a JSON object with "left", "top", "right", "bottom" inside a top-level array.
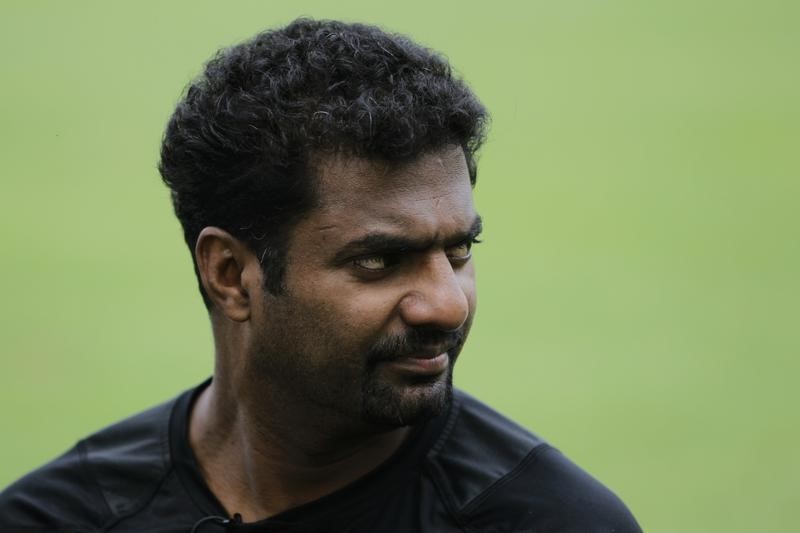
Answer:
[{"left": 1, "top": 1, "right": 798, "bottom": 531}]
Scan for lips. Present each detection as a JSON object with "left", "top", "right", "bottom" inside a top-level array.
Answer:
[
  {"left": 385, "top": 352, "right": 450, "bottom": 376},
  {"left": 405, "top": 350, "right": 443, "bottom": 360}
]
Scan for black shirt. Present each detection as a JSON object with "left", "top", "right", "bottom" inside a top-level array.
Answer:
[{"left": 0, "top": 381, "right": 641, "bottom": 532}]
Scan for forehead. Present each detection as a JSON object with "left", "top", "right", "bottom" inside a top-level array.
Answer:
[{"left": 310, "top": 146, "right": 475, "bottom": 232}]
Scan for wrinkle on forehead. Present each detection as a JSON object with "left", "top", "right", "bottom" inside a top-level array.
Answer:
[{"left": 313, "top": 146, "right": 470, "bottom": 210}]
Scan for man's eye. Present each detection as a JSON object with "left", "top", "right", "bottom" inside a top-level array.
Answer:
[
  {"left": 353, "top": 255, "right": 389, "bottom": 271},
  {"left": 446, "top": 240, "right": 475, "bottom": 261}
]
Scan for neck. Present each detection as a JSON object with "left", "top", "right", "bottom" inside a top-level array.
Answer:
[{"left": 189, "top": 373, "right": 411, "bottom": 522}]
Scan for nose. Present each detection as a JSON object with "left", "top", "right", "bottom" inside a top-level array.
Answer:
[{"left": 397, "top": 253, "right": 471, "bottom": 332}]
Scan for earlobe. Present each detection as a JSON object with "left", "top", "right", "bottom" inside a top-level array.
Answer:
[{"left": 195, "top": 227, "right": 252, "bottom": 322}]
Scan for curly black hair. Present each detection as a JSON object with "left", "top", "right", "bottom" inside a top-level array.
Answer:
[{"left": 159, "top": 18, "right": 488, "bottom": 307}]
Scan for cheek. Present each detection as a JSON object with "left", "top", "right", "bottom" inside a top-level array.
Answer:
[
  {"left": 291, "top": 278, "right": 398, "bottom": 342},
  {"left": 338, "top": 288, "right": 400, "bottom": 334}
]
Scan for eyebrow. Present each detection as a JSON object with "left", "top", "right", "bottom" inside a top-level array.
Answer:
[{"left": 333, "top": 215, "right": 483, "bottom": 263}]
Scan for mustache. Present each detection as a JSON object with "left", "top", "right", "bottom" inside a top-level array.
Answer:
[{"left": 366, "top": 327, "right": 466, "bottom": 364}]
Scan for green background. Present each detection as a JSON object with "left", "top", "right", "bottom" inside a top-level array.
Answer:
[{"left": 1, "top": 1, "right": 798, "bottom": 531}]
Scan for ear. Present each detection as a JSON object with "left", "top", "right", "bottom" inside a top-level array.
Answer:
[{"left": 195, "top": 227, "right": 256, "bottom": 322}]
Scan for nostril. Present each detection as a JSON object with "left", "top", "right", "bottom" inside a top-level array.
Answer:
[
  {"left": 398, "top": 287, "right": 469, "bottom": 331},
  {"left": 397, "top": 252, "right": 473, "bottom": 330}
]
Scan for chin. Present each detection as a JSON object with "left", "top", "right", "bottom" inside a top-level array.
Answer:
[{"left": 361, "top": 370, "right": 454, "bottom": 428}]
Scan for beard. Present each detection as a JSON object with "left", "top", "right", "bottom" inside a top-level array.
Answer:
[
  {"left": 248, "top": 297, "right": 472, "bottom": 431},
  {"left": 359, "top": 365, "right": 454, "bottom": 428},
  {"left": 359, "top": 323, "right": 470, "bottom": 428}
]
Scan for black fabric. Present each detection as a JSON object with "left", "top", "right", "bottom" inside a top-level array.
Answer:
[{"left": 0, "top": 381, "right": 642, "bottom": 532}]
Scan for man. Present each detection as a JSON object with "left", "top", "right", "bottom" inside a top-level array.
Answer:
[{"left": 0, "top": 19, "right": 641, "bottom": 532}]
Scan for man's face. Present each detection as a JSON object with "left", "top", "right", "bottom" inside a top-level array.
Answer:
[{"left": 247, "top": 146, "right": 480, "bottom": 428}]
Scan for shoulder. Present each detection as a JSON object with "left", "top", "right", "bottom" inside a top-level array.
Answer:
[
  {"left": 0, "top": 397, "right": 176, "bottom": 532},
  {"left": 426, "top": 390, "right": 642, "bottom": 532}
]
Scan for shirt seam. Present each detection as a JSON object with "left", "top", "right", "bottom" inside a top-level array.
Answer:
[
  {"left": 76, "top": 439, "right": 115, "bottom": 528},
  {"left": 424, "top": 396, "right": 473, "bottom": 533},
  {"left": 89, "top": 403, "right": 174, "bottom": 531},
  {"left": 458, "top": 443, "right": 554, "bottom": 518},
  {"left": 99, "top": 466, "right": 178, "bottom": 532}
]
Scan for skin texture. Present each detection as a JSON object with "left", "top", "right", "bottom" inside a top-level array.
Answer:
[{"left": 189, "top": 146, "right": 479, "bottom": 520}]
